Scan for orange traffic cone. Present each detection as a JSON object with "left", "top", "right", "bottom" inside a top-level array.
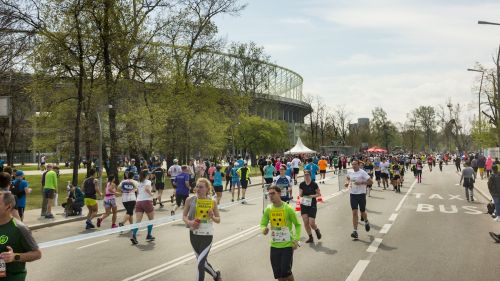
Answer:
[
  {"left": 317, "top": 189, "right": 324, "bottom": 203},
  {"left": 295, "top": 196, "right": 301, "bottom": 211}
]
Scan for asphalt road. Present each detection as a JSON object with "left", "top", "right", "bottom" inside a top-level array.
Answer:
[{"left": 25, "top": 166, "right": 500, "bottom": 281}]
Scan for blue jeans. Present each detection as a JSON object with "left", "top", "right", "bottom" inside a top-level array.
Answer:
[{"left": 493, "top": 197, "right": 500, "bottom": 216}]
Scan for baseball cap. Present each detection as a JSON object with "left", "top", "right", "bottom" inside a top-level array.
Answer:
[
  {"left": 15, "top": 170, "right": 24, "bottom": 177},
  {"left": 173, "top": 159, "right": 179, "bottom": 163}
]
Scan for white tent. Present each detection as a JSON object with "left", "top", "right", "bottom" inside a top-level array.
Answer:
[{"left": 284, "top": 137, "right": 316, "bottom": 155}]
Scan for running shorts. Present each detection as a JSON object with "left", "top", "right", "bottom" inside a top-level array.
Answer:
[
  {"left": 350, "top": 193, "right": 366, "bottom": 212},
  {"left": 380, "top": 173, "right": 389, "bottom": 179},
  {"left": 176, "top": 194, "right": 188, "bottom": 207},
  {"left": 374, "top": 171, "right": 381, "bottom": 180},
  {"left": 241, "top": 180, "right": 248, "bottom": 189},
  {"left": 123, "top": 201, "right": 136, "bottom": 216},
  {"left": 104, "top": 198, "right": 117, "bottom": 208},
  {"left": 231, "top": 181, "right": 241, "bottom": 188},
  {"left": 473, "top": 167, "right": 478, "bottom": 173},
  {"left": 213, "top": 185, "right": 223, "bottom": 193},
  {"left": 392, "top": 175, "right": 400, "bottom": 181},
  {"left": 84, "top": 198, "right": 97, "bottom": 207},
  {"left": 293, "top": 168, "right": 299, "bottom": 176},
  {"left": 43, "top": 188, "right": 55, "bottom": 199},
  {"left": 478, "top": 167, "right": 485, "bottom": 173},
  {"left": 265, "top": 178, "right": 273, "bottom": 184},
  {"left": 135, "top": 200, "right": 154, "bottom": 213},
  {"left": 300, "top": 206, "right": 317, "bottom": 218},
  {"left": 155, "top": 182, "right": 165, "bottom": 190},
  {"left": 319, "top": 170, "right": 326, "bottom": 174},
  {"left": 270, "top": 247, "right": 293, "bottom": 279}
]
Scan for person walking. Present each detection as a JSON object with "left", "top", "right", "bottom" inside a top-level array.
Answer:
[
  {"left": 459, "top": 162, "right": 476, "bottom": 202},
  {"left": 260, "top": 185, "right": 301, "bottom": 281},
  {"left": 454, "top": 156, "right": 462, "bottom": 172},
  {"left": 487, "top": 165, "right": 500, "bottom": 222},
  {"left": 172, "top": 166, "right": 191, "bottom": 216},
  {"left": 40, "top": 165, "right": 51, "bottom": 217},
  {"left": 11, "top": 171, "right": 31, "bottom": 221},
  {"left": 43, "top": 165, "right": 59, "bottom": 219},
  {"left": 182, "top": 178, "right": 222, "bottom": 281},
  {"left": 131, "top": 169, "right": 156, "bottom": 244},
  {"left": 118, "top": 172, "right": 138, "bottom": 227}
]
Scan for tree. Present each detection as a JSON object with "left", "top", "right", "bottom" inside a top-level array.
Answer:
[
  {"left": 413, "top": 106, "right": 436, "bottom": 151},
  {"left": 234, "top": 115, "right": 288, "bottom": 157},
  {"left": 371, "top": 107, "right": 395, "bottom": 151}
]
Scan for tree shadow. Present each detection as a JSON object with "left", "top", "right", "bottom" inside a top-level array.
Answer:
[{"left": 309, "top": 242, "right": 337, "bottom": 255}]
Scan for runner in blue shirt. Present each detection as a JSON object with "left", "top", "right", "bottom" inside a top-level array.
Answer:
[{"left": 304, "top": 159, "right": 320, "bottom": 182}]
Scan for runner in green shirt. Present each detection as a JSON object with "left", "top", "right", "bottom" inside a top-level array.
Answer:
[{"left": 260, "top": 185, "right": 301, "bottom": 281}]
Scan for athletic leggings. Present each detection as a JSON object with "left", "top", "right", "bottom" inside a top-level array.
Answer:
[{"left": 190, "top": 232, "right": 217, "bottom": 281}]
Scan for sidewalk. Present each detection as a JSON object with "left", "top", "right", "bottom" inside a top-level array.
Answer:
[
  {"left": 24, "top": 168, "right": 87, "bottom": 176},
  {"left": 24, "top": 169, "right": 334, "bottom": 230},
  {"left": 473, "top": 175, "right": 492, "bottom": 201}
]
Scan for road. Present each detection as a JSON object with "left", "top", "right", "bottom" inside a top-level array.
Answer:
[{"left": 25, "top": 165, "right": 500, "bottom": 281}]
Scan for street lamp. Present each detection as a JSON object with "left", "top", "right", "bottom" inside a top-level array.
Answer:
[
  {"left": 478, "top": 21, "right": 500, "bottom": 26},
  {"left": 467, "top": 68, "right": 484, "bottom": 131}
]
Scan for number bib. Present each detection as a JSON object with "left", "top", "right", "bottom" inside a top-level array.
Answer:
[
  {"left": 193, "top": 222, "right": 213, "bottom": 236},
  {"left": 271, "top": 227, "right": 291, "bottom": 242},
  {"left": 301, "top": 196, "right": 312, "bottom": 207}
]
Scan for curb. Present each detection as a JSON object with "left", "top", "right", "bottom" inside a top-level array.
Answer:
[{"left": 28, "top": 170, "right": 337, "bottom": 230}]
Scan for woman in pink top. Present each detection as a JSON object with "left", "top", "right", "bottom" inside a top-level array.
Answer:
[
  {"left": 486, "top": 156, "right": 493, "bottom": 177},
  {"left": 97, "top": 174, "right": 120, "bottom": 228},
  {"left": 208, "top": 163, "right": 216, "bottom": 185},
  {"left": 274, "top": 158, "right": 282, "bottom": 173}
]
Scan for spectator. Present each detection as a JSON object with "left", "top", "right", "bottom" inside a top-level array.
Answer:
[
  {"left": 488, "top": 165, "right": 500, "bottom": 222},
  {"left": 43, "top": 166, "right": 59, "bottom": 219},
  {"left": 11, "top": 171, "right": 31, "bottom": 221},
  {"left": 0, "top": 192, "right": 42, "bottom": 280}
]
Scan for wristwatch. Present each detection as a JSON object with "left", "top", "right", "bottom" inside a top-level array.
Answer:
[{"left": 14, "top": 254, "right": 21, "bottom": 261}]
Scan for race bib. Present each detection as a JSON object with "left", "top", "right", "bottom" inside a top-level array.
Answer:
[
  {"left": 280, "top": 188, "right": 288, "bottom": 197},
  {"left": 195, "top": 199, "right": 213, "bottom": 220},
  {"left": 301, "top": 196, "right": 312, "bottom": 206},
  {"left": 193, "top": 222, "right": 213, "bottom": 236},
  {"left": 271, "top": 227, "right": 291, "bottom": 242}
]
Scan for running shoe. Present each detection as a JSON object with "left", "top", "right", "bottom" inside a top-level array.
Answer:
[
  {"left": 146, "top": 235, "right": 156, "bottom": 242},
  {"left": 351, "top": 231, "right": 358, "bottom": 240},
  {"left": 159, "top": 203, "right": 164, "bottom": 208},
  {"left": 365, "top": 222, "right": 371, "bottom": 232},
  {"left": 315, "top": 229, "right": 322, "bottom": 240},
  {"left": 153, "top": 198, "right": 157, "bottom": 206},
  {"left": 170, "top": 195, "right": 174, "bottom": 203},
  {"left": 97, "top": 217, "right": 102, "bottom": 228},
  {"left": 489, "top": 232, "right": 500, "bottom": 243},
  {"left": 111, "top": 224, "right": 117, "bottom": 228},
  {"left": 130, "top": 237, "right": 139, "bottom": 245},
  {"left": 360, "top": 217, "right": 365, "bottom": 222},
  {"left": 305, "top": 236, "right": 314, "bottom": 243},
  {"left": 45, "top": 214, "right": 55, "bottom": 219},
  {"left": 118, "top": 222, "right": 124, "bottom": 227},
  {"left": 215, "top": 271, "right": 222, "bottom": 281},
  {"left": 85, "top": 221, "right": 95, "bottom": 229},
  {"left": 171, "top": 210, "right": 175, "bottom": 216}
]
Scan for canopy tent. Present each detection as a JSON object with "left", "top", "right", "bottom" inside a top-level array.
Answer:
[
  {"left": 367, "top": 146, "right": 387, "bottom": 153},
  {"left": 284, "top": 137, "right": 317, "bottom": 155}
]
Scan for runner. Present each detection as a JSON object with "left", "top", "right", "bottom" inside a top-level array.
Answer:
[
  {"left": 304, "top": 158, "right": 319, "bottom": 183},
  {"left": 230, "top": 162, "right": 241, "bottom": 202},
  {"left": 390, "top": 162, "right": 402, "bottom": 193},
  {"left": 373, "top": 157, "right": 381, "bottom": 187},
  {"left": 183, "top": 178, "right": 221, "bottom": 281},
  {"left": 459, "top": 162, "right": 476, "bottom": 202},
  {"left": 260, "top": 185, "right": 301, "bottom": 281},
  {"left": 454, "top": 155, "right": 462, "bottom": 172},
  {"left": 427, "top": 155, "right": 433, "bottom": 172},
  {"left": 299, "top": 170, "right": 322, "bottom": 243},
  {"left": 11, "top": 171, "right": 31, "bottom": 221},
  {"left": 167, "top": 159, "right": 182, "bottom": 204},
  {"left": 118, "top": 172, "right": 138, "bottom": 227},
  {"left": 83, "top": 169, "right": 102, "bottom": 230},
  {"left": 362, "top": 159, "right": 374, "bottom": 197},
  {"left": 152, "top": 162, "right": 165, "bottom": 208},
  {"left": 415, "top": 159, "right": 423, "bottom": 183},
  {"left": 264, "top": 159, "right": 276, "bottom": 184},
  {"left": 273, "top": 164, "right": 293, "bottom": 203},
  {"left": 318, "top": 156, "right": 328, "bottom": 184},
  {"left": 439, "top": 159, "right": 444, "bottom": 172},
  {"left": 172, "top": 165, "right": 191, "bottom": 216},
  {"left": 97, "top": 174, "right": 120, "bottom": 228},
  {"left": 238, "top": 162, "right": 251, "bottom": 204},
  {"left": 291, "top": 156, "right": 301, "bottom": 185},
  {"left": 131, "top": 169, "right": 155, "bottom": 245},
  {"left": 213, "top": 165, "right": 224, "bottom": 205},
  {"left": 224, "top": 162, "right": 233, "bottom": 191},
  {"left": 344, "top": 160, "right": 372, "bottom": 240},
  {"left": 380, "top": 157, "right": 390, "bottom": 189}
]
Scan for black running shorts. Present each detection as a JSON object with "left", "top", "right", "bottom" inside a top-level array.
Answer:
[
  {"left": 270, "top": 247, "right": 293, "bottom": 279},
  {"left": 350, "top": 193, "right": 367, "bottom": 212}
]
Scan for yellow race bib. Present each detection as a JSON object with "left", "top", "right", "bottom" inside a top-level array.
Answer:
[
  {"left": 196, "top": 199, "right": 213, "bottom": 222},
  {"left": 270, "top": 209, "right": 286, "bottom": 228}
]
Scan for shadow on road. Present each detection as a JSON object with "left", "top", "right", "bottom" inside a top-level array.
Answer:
[
  {"left": 135, "top": 242, "right": 156, "bottom": 251},
  {"left": 309, "top": 242, "right": 338, "bottom": 255}
]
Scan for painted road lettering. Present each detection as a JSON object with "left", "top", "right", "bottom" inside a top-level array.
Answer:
[{"left": 416, "top": 204, "right": 481, "bottom": 215}]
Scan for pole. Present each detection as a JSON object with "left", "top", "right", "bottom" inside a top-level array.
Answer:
[
  {"left": 478, "top": 72, "right": 484, "bottom": 132},
  {"left": 97, "top": 111, "right": 103, "bottom": 193}
]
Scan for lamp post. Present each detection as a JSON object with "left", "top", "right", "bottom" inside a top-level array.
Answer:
[
  {"left": 478, "top": 21, "right": 500, "bottom": 26},
  {"left": 467, "top": 68, "right": 484, "bottom": 131}
]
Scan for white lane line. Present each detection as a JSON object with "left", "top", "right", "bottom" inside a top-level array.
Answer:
[
  {"left": 395, "top": 179, "right": 418, "bottom": 212},
  {"left": 388, "top": 213, "right": 398, "bottom": 222},
  {"left": 122, "top": 225, "right": 261, "bottom": 281},
  {"left": 366, "top": 238, "right": 383, "bottom": 253},
  {"left": 345, "top": 260, "right": 370, "bottom": 281},
  {"left": 379, "top": 224, "right": 392, "bottom": 234},
  {"left": 76, "top": 239, "right": 109, "bottom": 250}
]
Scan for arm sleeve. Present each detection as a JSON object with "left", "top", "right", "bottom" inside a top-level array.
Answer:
[{"left": 260, "top": 207, "right": 270, "bottom": 231}]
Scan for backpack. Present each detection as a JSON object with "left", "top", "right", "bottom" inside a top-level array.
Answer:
[{"left": 10, "top": 180, "right": 24, "bottom": 198}]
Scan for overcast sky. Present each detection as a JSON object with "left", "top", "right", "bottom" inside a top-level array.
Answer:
[{"left": 215, "top": 0, "right": 500, "bottom": 124}]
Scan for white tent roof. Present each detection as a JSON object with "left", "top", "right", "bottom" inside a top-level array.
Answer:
[{"left": 284, "top": 137, "right": 316, "bottom": 155}]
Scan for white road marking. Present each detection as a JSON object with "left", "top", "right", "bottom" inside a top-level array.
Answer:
[
  {"left": 379, "top": 224, "right": 392, "bottom": 234},
  {"left": 388, "top": 213, "right": 398, "bottom": 222},
  {"left": 76, "top": 239, "right": 109, "bottom": 250},
  {"left": 395, "top": 179, "right": 417, "bottom": 212},
  {"left": 345, "top": 260, "right": 370, "bottom": 281},
  {"left": 366, "top": 238, "right": 383, "bottom": 253},
  {"left": 122, "top": 225, "right": 261, "bottom": 281}
]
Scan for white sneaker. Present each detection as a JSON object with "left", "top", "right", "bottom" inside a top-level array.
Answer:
[{"left": 495, "top": 217, "right": 500, "bottom": 222}]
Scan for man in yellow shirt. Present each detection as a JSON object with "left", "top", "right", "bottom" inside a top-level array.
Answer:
[{"left": 43, "top": 166, "right": 59, "bottom": 219}]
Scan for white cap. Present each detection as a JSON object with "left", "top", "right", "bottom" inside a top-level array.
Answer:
[{"left": 173, "top": 159, "right": 178, "bottom": 163}]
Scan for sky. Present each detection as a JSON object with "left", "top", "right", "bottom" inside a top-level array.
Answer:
[{"left": 214, "top": 0, "right": 500, "bottom": 124}]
